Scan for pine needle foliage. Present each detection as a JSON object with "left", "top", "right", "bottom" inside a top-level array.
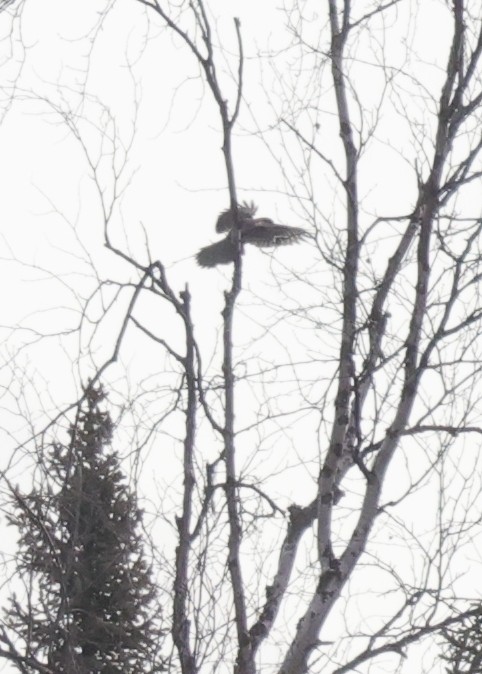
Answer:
[
  {"left": 442, "top": 607, "right": 482, "bottom": 674},
  {"left": 4, "top": 385, "right": 165, "bottom": 673}
]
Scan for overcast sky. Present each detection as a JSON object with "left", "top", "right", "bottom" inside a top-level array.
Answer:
[{"left": 0, "top": 2, "right": 481, "bottom": 672}]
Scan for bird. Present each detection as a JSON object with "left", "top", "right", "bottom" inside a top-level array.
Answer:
[
  {"left": 197, "top": 202, "right": 308, "bottom": 268},
  {"left": 215, "top": 200, "right": 258, "bottom": 233}
]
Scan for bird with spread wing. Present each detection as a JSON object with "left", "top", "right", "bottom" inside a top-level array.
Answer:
[{"left": 196, "top": 201, "right": 308, "bottom": 268}]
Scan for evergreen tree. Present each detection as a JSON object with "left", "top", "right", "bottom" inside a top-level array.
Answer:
[
  {"left": 442, "top": 608, "right": 482, "bottom": 674},
  {"left": 3, "top": 385, "right": 164, "bottom": 673}
]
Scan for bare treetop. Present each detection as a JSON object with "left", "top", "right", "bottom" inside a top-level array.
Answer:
[{"left": 1, "top": 2, "right": 482, "bottom": 674}]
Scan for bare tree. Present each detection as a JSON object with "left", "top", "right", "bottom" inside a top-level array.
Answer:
[{"left": 3, "top": 1, "right": 482, "bottom": 673}]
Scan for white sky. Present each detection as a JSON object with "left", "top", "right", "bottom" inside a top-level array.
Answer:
[{"left": 1, "top": 1, "right": 482, "bottom": 673}]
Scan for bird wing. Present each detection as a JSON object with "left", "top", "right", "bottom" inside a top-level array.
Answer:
[
  {"left": 242, "top": 223, "right": 308, "bottom": 248},
  {"left": 241, "top": 200, "right": 258, "bottom": 218},
  {"left": 215, "top": 201, "right": 258, "bottom": 233},
  {"left": 215, "top": 209, "right": 235, "bottom": 233},
  {"left": 196, "top": 236, "right": 238, "bottom": 267}
]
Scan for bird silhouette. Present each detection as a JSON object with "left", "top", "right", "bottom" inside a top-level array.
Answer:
[{"left": 197, "top": 202, "right": 307, "bottom": 268}]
